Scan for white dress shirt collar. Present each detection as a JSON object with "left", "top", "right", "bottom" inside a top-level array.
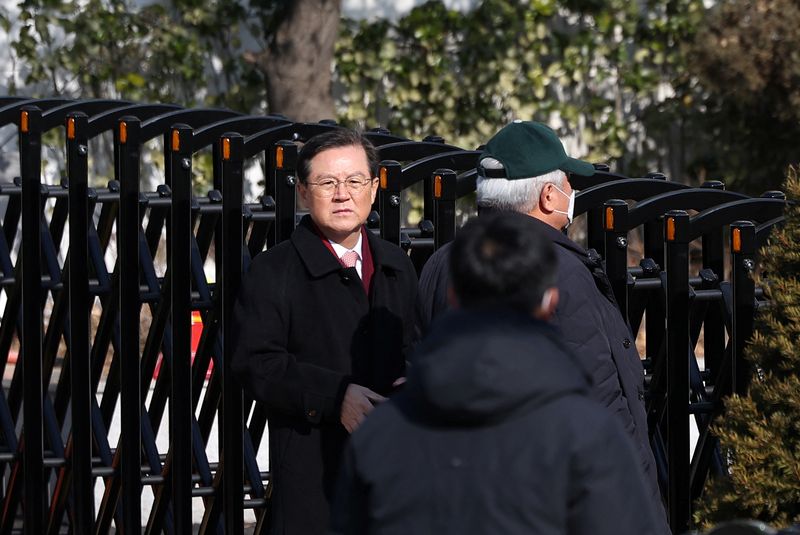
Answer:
[{"left": 329, "top": 232, "right": 363, "bottom": 278}]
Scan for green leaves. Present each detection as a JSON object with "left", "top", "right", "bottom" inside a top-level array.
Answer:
[
  {"left": 8, "top": 0, "right": 792, "bottom": 193},
  {"left": 697, "top": 167, "right": 800, "bottom": 528},
  {"left": 336, "top": 0, "right": 700, "bottom": 164},
  {"left": 681, "top": 0, "right": 800, "bottom": 192},
  {"left": 6, "top": 0, "right": 264, "bottom": 109}
]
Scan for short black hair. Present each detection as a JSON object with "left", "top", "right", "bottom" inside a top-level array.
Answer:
[
  {"left": 296, "top": 129, "right": 378, "bottom": 184},
  {"left": 450, "top": 212, "right": 557, "bottom": 313}
]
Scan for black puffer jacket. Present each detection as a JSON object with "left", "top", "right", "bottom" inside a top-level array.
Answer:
[
  {"left": 533, "top": 219, "right": 661, "bottom": 506},
  {"left": 330, "top": 309, "right": 663, "bottom": 535}
]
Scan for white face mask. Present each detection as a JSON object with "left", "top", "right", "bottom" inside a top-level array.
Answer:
[
  {"left": 552, "top": 183, "right": 575, "bottom": 228},
  {"left": 540, "top": 288, "right": 555, "bottom": 311}
]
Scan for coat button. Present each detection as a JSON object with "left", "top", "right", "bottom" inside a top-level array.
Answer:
[
  {"left": 623, "top": 338, "right": 632, "bottom": 349},
  {"left": 307, "top": 409, "right": 317, "bottom": 418}
]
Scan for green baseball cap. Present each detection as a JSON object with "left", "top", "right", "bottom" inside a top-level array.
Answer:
[{"left": 478, "top": 120, "right": 595, "bottom": 179}]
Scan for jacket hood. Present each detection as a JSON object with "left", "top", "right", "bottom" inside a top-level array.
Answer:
[{"left": 406, "top": 307, "right": 591, "bottom": 424}]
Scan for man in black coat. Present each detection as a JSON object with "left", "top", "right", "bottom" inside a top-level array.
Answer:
[
  {"left": 415, "top": 121, "right": 667, "bottom": 529},
  {"left": 231, "top": 129, "right": 417, "bottom": 535},
  {"left": 329, "top": 212, "right": 663, "bottom": 535}
]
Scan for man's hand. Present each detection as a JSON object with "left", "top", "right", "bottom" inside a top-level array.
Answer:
[{"left": 340, "top": 384, "right": 386, "bottom": 434}]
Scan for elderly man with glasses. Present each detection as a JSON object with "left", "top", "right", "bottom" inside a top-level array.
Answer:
[{"left": 232, "top": 128, "right": 418, "bottom": 535}]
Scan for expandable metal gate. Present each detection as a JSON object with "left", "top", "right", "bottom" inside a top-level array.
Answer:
[{"left": 0, "top": 97, "right": 787, "bottom": 534}]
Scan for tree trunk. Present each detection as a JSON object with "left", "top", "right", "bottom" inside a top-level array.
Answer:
[{"left": 260, "top": 0, "right": 341, "bottom": 122}]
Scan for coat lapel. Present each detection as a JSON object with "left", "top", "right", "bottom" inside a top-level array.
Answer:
[{"left": 290, "top": 215, "right": 344, "bottom": 279}]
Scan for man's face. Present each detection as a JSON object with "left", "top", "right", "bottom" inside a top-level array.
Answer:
[{"left": 298, "top": 144, "right": 379, "bottom": 247}]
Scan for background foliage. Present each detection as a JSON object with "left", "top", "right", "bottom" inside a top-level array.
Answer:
[
  {"left": 694, "top": 166, "right": 800, "bottom": 527},
  {"left": 4, "top": 0, "right": 799, "bottom": 191},
  {"left": 683, "top": 0, "right": 800, "bottom": 193},
  {"left": 336, "top": 0, "right": 704, "bottom": 167},
  {"left": 6, "top": 0, "right": 264, "bottom": 109}
]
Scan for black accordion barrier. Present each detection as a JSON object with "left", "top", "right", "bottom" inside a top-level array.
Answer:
[{"left": 0, "top": 97, "right": 789, "bottom": 533}]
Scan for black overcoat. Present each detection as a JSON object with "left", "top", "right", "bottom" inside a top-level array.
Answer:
[{"left": 231, "top": 215, "right": 418, "bottom": 535}]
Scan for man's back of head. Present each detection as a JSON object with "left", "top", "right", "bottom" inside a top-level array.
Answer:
[{"left": 449, "top": 211, "right": 558, "bottom": 319}]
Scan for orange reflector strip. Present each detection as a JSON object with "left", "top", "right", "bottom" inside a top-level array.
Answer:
[
  {"left": 275, "top": 146, "right": 284, "bottom": 169},
  {"left": 666, "top": 217, "right": 676, "bottom": 241},
  {"left": 380, "top": 167, "right": 388, "bottom": 189},
  {"left": 434, "top": 175, "right": 442, "bottom": 198},
  {"left": 605, "top": 206, "right": 614, "bottom": 231},
  {"left": 119, "top": 121, "right": 128, "bottom": 144},
  {"left": 222, "top": 138, "right": 231, "bottom": 161},
  {"left": 20, "top": 111, "right": 29, "bottom": 133},
  {"left": 171, "top": 129, "right": 180, "bottom": 152},
  {"left": 732, "top": 228, "right": 741, "bottom": 253},
  {"left": 67, "top": 118, "right": 75, "bottom": 140}
]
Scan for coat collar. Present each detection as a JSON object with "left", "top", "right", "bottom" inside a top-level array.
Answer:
[
  {"left": 528, "top": 216, "right": 587, "bottom": 257},
  {"left": 528, "top": 216, "right": 618, "bottom": 306},
  {"left": 291, "top": 215, "right": 406, "bottom": 278}
]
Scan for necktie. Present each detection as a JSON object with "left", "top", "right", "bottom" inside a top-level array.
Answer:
[{"left": 340, "top": 250, "right": 359, "bottom": 268}]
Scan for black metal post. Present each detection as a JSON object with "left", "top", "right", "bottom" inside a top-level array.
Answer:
[
  {"left": 221, "top": 133, "right": 245, "bottom": 535},
  {"left": 643, "top": 218, "right": 665, "bottom": 269},
  {"left": 603, "top": 199, "right": 629, "bottom": 322},
  {"left": 664, "top": 209, "right": 691, "bottom": 533},
  {"left": 586, "top": 206, "right": 604, "bottom": 254},
  {"left": 169, "top": 124, "right": 194, "bottom": 532},
  {"left": 421, "top": 136, "right": 446, "bottom": 223},
  {"left": 66, "top": 111, "right": 94, "bottom": 532},
  {"left": 700, "top": 181, "right": 726, "bottom": 380},
  {"left": 20, "top": 105, "right": 45, "bottom": 534},
  {"left": 423, "top": 173, "right": 434, "bottom": 224},
  {"left": 118, "top": 116, "right": 142, "bottom": 533},
  {"left": 730, "top": 221, "right": 756, "bottom": 396},
  {"left": 432, "top": 169, "right": 457, "bottom": 249},
  {"left": 378, "top": 160, "right": 402, "bottom": 246},
  {"left": 272, "top": 140, "right": 298, "bottom": 245},
  {"left": 643, "top": 217, "right": 665, "bottom": 364}
]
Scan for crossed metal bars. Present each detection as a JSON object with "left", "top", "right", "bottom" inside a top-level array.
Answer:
[{"left": 0, "top": 97, "right": 789, "bottom": 534}]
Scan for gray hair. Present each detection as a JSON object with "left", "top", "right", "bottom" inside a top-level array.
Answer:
[{"left": 476, "top": 157, "right": 567, "bottom": 213}]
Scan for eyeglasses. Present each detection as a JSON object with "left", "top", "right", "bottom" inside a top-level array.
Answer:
[{"left": 305, "top": 177, "right": 375, "bottom": 198}]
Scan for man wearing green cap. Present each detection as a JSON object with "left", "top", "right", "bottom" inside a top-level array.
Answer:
[{"left": 416, "top": 120, "right": 668, "bottom": 530}]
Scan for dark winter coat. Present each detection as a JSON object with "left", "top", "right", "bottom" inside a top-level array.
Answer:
[
  {"left": 329, "top": 308, "right": 663, "bottom": 535},
  {"left": 231, "top": 215, "right": 418, "bottom": 535},
  {"left": 415, "top": 218, "right": 664, "bottom": 516}
]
